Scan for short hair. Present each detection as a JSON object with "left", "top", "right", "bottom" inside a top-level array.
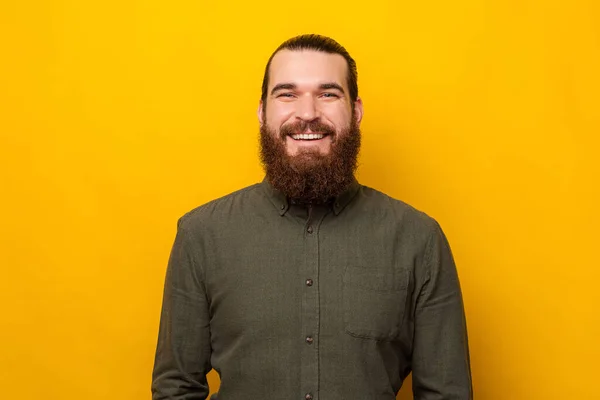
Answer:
[{"left": 261, "top": 34, "right": 359, "bottom": 104}]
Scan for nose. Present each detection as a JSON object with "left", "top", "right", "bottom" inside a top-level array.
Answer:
[{"left": 295, "top": 94, "right": 320, "bottom": 122}]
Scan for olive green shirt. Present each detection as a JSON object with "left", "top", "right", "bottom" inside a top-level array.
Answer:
[{"left": 152, "top": 179, "right": 472, "bottom": 399}]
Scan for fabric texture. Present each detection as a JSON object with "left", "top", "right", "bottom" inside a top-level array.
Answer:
[{"left": 151, "top": 179, "right": 473, "bottom": 400}]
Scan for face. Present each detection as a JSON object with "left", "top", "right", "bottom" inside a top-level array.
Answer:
[
  {"left": 258, "top": 49, "right": 364, "bottom": 203},
  {"left": 258, "top": 49, "right": 363, "bottom": 157}
]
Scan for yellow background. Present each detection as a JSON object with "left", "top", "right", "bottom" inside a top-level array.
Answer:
[{"left": 1, "top": 0, "right": 599, "bottom": 399}]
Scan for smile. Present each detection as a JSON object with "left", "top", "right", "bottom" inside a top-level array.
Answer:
[{"left": 290, "top": 133, "right": 327, "bottom": 140}]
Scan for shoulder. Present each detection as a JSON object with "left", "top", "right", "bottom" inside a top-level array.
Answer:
[
  {"left": 176, "top": 182, "right": 264, "bottom": 232},
  {"left": 357, "top": 184, "right": 441, "bottom": 234}
]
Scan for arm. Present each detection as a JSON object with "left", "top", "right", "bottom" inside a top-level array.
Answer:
[
  {"left": 152, "top": 222, "right": 212, "bottom": 400},
  {"left": 412, "top": 222, "right": 473, "bottom": 400}
]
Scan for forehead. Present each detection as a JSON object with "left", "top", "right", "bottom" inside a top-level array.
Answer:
[{"left": 268, "top": 49, "right": 348, "bottom": 89}]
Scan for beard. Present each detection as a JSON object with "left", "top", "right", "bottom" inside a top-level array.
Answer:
[{"left": 259, "top": 116, "right": 361, "bottom": 204}]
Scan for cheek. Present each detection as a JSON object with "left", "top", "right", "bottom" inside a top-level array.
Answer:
[
  {"left": 266, "top": 102, "right": 295, "bottom": 126},
  {"left": 323, "top": 104, "right": 353, "bottom": 129}
]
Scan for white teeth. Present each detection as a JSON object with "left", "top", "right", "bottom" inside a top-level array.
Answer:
[{"left": 291, "top": 133, "right": 325, "bottom": 140}]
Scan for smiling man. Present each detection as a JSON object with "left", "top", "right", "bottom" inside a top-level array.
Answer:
[{"left": 152, "top": 34, "right": 473, "bottom": 400}]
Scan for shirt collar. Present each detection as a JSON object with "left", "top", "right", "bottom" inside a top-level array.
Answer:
[{"left": 261, "top": 177, "right": 360, "bottom": 216}]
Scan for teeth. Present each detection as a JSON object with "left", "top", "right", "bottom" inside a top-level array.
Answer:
[{"left": 292, "top": 133, "right": 325, "bottom": 140}]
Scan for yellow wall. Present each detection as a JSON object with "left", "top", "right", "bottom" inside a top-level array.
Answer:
[{"left": 1, "top": 1, "right": 598, "bottom": 399}]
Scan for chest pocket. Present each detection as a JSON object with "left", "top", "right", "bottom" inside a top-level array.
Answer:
[{"left": 342, "top": 265, "right": 409, "bottom": 341}]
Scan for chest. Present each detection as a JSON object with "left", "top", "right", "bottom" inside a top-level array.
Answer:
[{"left": 200, "top": 211, "right": 419, "bottom": 343}]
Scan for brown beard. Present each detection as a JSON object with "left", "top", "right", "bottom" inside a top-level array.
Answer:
[{"left": 259, "top": 117, "right": 361, "bottom": 204}]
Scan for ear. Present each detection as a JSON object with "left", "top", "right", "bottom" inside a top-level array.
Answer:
[
  {"left": 257, "top": 100, "right": 265, "bottom": 125},
  {"left": 353, "top": 97, "right": 364, "bottom": 126}
]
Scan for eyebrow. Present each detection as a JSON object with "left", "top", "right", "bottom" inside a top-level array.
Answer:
[
  {"left": 271, "top": 83, "right": 296, "bottom": 95},
  {"left": 270, "top": 82, "right": 346, "bottom": 96},
  {"left": 319, "top": 82, "right": 345, "bottom": 93}
]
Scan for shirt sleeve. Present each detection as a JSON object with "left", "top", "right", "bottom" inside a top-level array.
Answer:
[
  {"left": 151, "top": 222, "right": 212, "bottom": 400},
  {"left": 411, "top": 221, "right": 473, "bottom": 400}
]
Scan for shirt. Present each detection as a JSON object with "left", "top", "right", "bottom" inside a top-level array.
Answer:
[{"left": 151, "top": 178, "right": 473, "bottom": 400}]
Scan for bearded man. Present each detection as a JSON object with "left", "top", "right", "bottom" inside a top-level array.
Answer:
[{"left": 152, "top": 34, "right": 473, "bottom": 400}]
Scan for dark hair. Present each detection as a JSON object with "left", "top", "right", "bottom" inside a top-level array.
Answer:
[{"left": 261, "top": 34, "right": 358, "bottom": 104}]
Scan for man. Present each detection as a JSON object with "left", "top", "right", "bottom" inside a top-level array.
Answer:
[{"left": 152, "top": 34, "right": 472, "bottom": 400}]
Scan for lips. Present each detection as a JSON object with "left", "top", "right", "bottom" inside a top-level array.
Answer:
[{"left": 280, "top": 121, "right": 335, "bottom": 141}]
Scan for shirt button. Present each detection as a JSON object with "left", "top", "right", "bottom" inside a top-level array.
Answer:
[
  {"left": 307, "top": 226, "right": 313, "bottom": 234},
  {"left": 305, "top": 278, "right": 313, "bottom": 286},
  {"left": 305, "top": 394, "right": 313, "bottom": 400},
  {"left": 305, "top": 336, "right": 314, "bottom": 345}
]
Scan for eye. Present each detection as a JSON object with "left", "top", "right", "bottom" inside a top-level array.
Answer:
[
  {"left": 321, "top": 92, "right": 339, "bottom": 98},
  {"left": 277, "top": 92, "right": 295, "bottom": 98}
]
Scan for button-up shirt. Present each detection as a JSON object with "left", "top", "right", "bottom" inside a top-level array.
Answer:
[{"left": 152, "top": 179, "right": 473, "bottom": 399}]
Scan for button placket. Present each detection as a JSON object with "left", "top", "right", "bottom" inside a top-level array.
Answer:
[{"left": 300, "top": 206, "right": 327, "bottom": 400}]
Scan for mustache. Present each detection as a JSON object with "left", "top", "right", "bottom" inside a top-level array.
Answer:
[{"left": 279, "top": 120, "right": 336, "bottom": 139}]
